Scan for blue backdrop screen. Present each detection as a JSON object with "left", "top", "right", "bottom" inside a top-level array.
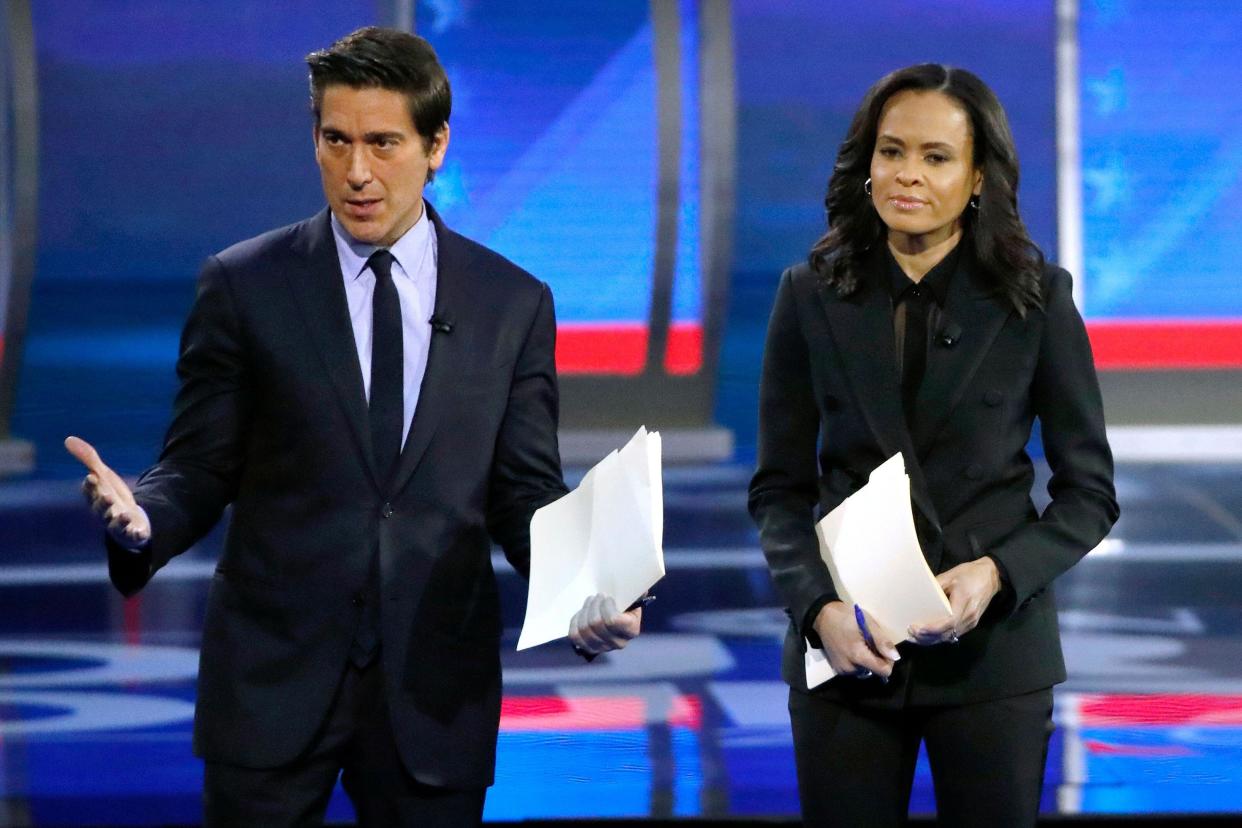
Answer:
[{"left": 1079, "top": 0, "right": 1242, "bottom": 320}]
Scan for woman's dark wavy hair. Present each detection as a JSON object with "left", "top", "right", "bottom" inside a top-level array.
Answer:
[{"left": 809, "top": 64, "right": 1043, "bottom": 316}]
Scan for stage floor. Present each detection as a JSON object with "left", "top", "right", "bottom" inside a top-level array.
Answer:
[{"left": 2, "top": 461, "right": 1241, "bottom": 824}]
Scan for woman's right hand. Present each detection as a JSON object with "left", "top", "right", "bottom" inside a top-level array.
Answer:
[{"left": 812, "top": 601, "right": 900, "bottom": 680}]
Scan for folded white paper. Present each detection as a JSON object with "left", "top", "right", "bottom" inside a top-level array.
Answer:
[
  {"left": 517, "top": 426, "right": 665, "bottom": 650},
  {"left": 804, "top": 453, "right": 952, "bottom": 688}
]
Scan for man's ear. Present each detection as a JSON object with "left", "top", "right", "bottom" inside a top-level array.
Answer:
[
  {"left": 428, "top": 123, "right": 450, "bottom": 171},
  {"left": 312, "top": 124, "right": 321, "bottom": 163}
]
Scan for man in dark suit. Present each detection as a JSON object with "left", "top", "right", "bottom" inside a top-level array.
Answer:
[{"left": 67, "top": 27, "right": 641, "bottom": 827}]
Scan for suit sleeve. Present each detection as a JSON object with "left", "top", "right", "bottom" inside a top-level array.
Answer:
[
  {"left": 988, "top": 268, "right": 1119, "bottom": 611},
  {"left": 107, "top": 254, "right": 251, "bottom": 596},
  {"left": 486, "top": 282, "right": 570, "bottom": 579},
  {"left": 748, "top": 269, "right": 839, "bottom": 635}
]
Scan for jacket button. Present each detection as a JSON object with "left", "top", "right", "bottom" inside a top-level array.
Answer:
[
  {"left": 964, "top": 463, "right": 984, "bottom": 480},
  {"left": 352, "top": 592, "right": 366, "bottom": 607},
  {"left": 983, "top": 389, "right": 1004, "bottom": 407},
  {"left": 381, "top": 502, "right": 393, "bottom": 518}
]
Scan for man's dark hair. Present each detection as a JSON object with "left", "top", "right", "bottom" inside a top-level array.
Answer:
[
  {"left": 809, "top": 64, "right": 1043, "bottom": 316},
  {"left": 306, "top": 26, "right": 451, "bottom": 150}
]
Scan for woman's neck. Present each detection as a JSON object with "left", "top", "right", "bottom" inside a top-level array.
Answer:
[{"left": 887, "top": 227, "right": 964, "bottom": 283}]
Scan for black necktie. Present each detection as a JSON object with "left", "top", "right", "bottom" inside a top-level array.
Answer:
[
  {"left": 901, "top": 285, "right": 930, "bottom": 427},
  {"left": 368, "top": 250, "right": 402, "bottom": 485}
]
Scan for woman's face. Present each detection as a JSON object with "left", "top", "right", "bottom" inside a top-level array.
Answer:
[{"left": 869, "top": 89, "right": 983, "bottom": 250}]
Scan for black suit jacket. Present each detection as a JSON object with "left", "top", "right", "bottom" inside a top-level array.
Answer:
[
  {"left": 107, "top": 204, "right": 568, "bottom": 787},
  {"left": 748, "top": 248, "right": 1118, "bottom": 707}
]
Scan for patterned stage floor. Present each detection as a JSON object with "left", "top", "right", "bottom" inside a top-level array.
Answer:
[{"left": 2, "top": 461, "right": 1241, "bottom": 824}]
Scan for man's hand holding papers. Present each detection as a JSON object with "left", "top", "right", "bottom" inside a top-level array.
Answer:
[
  {"left": 568, "top": 594, "right": 643, "bottom": 657},
  {"left": 517, "top": 427, "right": 664, "bottom": 653}
]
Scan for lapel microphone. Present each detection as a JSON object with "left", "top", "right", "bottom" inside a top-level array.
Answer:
[
  {"left": 429, "top": 314, "right": 454, "bottom": 334},
  {"left": 937, "top": 321, "right": 962, "bottom": 347}
]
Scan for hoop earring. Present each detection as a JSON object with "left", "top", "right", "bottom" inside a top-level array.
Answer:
[{"left": 864, "top": 178, "right": 872, "bottom": 196}]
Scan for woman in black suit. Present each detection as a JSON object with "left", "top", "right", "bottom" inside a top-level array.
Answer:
[{"left": 748, "top": 64, "right": 1119, "bottom": 827}]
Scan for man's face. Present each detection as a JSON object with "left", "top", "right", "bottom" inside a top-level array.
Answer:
[{"left": 314, "top": 85, "right": 449, "bottom": 247}]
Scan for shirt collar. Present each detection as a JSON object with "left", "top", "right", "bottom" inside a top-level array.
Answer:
[
  {"left": 884, "top": 237, "right": 963, "bottom": 307},
  {"left": 330, "top": 204, "right": 433, "bottom": 281}
]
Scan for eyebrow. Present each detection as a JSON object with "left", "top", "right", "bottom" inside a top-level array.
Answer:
[
  {"left": 877, "top": 134, "right": 959, "bottom": 152},
  {"left": 318, "top": 127, "right": 405, "bottom": 143}
]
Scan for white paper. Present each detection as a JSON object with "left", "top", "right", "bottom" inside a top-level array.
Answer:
[
  {"left": 804, "top": 453, "right": 952, "bottom": 688},
  {"left": 517, "top": 426, "right": 665, "bottom": 650}
]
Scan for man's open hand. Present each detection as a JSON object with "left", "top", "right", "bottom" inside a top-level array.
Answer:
[{"left": 65, "top": 436, "right": 151, "bottom": 548}]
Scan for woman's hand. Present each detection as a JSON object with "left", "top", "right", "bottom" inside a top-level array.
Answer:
[
  {"left": 909, "top": 558, "right": 1001, "bottom": 645},
  {"left": 812, "top": 601, "right": 900, "bottom": 681}
]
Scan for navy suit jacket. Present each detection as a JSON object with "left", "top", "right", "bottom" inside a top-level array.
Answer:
[
  {"left": 749, "top": 247, "right": 1119, "bottom": 706},
  {"left": 108, "top": 204, "right": 568, "bottom": 786}
]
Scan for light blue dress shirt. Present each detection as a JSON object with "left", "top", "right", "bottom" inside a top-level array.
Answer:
[{"left": 331, "top": 205, "right": 438, "bottom": 449}]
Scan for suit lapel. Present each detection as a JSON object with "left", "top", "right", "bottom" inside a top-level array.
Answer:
[
  {"left": 910, "top": 257, "right": 1011, "bottom": 456},
  {"left": 387, "top": 203, "right": 475, "bottom": 497},
  {"left": 286, "top": 210, "right": 381, "bottom": 489},
  {"left": 814, "top": 274, "right": 941, "bottom": 530}
]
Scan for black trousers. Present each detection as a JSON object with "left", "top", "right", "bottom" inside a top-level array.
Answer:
[
  {"left": 203, "top": 659, "right": 486, "bottom": 828},
  {"left": 788, "top": 686, "right": 1054, "bottom": 828}
]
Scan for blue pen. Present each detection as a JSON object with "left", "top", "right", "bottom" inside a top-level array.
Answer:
[{"left": 854, "top": 603, "right": 889, "bottom": 683}]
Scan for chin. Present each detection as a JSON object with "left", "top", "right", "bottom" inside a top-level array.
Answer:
[
  {"left": 881, "top": 217, "right": 931, "bottom": 237},
  {"left": 339, "top": 219, "right": 382, "bottom": 244},
  {"left": 882, "top": 213, "right": 951, "bottom": 238}
]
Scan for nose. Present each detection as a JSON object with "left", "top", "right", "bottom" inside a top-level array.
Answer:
[
  {"left": 895, "top": 164, "right": 920, "bottom": 187},
  {"left": 346, "top": 147, "right": 372, "bottom": 190}
]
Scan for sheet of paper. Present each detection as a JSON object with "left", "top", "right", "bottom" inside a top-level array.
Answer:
[
  {"left": 804, "top": 637, "right": 836, "bottom": 688},
  {"left": 517, "top": 426, "right": 665, "bottom": 650},
  {"left": 804, "top": 453, "right": 952, "bottom": 688}
]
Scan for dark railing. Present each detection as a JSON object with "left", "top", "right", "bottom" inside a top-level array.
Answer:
[{"left": 0, "top": 0, "right": 38, "bottom": 474}]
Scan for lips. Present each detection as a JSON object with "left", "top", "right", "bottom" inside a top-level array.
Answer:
[
  {"left": 344, "top": 198, "right": 382, "bottom": 218},
  {"left": 888, "top": 195, "right": 928, "bottom": 210}
]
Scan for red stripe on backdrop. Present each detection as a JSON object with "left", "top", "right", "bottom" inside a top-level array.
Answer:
[
  {"left": 555, "top": 322, "right": 704, "bottom": 376},
  {"left": 556, "top": 323, "right": 646, "bottom": 376},
  {"left": 555, "top": 319, "right": 1242, "bottom": 374},
  {"left": 1087, "top": 320, "right": 1242, "bottom": 369},
  {"left": 664, "top": 322, "right": 703, "bottom": 376}
]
